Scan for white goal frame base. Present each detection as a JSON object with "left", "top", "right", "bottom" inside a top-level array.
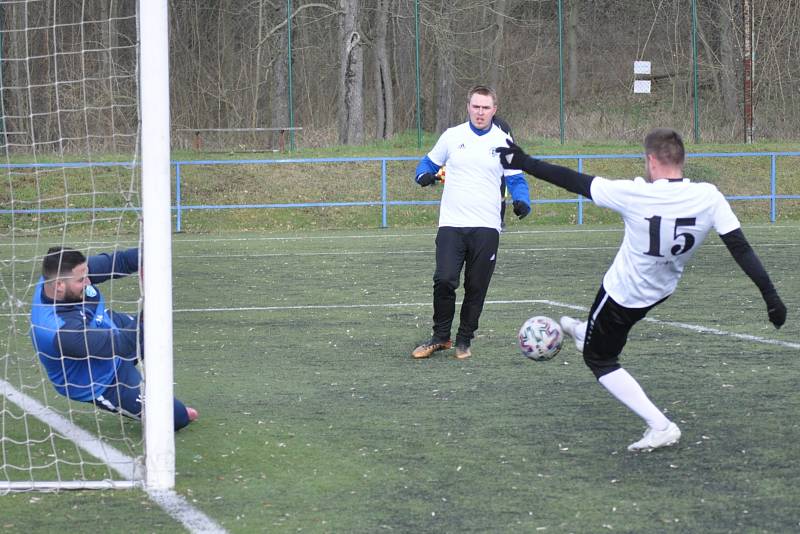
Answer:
[{"left": 0, "top": 378, "right": 143, "bottom": 492}]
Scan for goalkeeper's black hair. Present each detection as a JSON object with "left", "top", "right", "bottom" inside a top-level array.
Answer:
[{"left": 42, "top": 247, "right": 86, "bottom": 280}]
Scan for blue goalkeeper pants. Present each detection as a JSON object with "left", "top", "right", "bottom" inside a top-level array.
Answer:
[{"left": 93, "top": 359, "right": 191, "bottom": 431}]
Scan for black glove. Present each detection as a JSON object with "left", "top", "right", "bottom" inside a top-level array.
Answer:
[
  {"left": 495, "top": 139, "right": 530, "bottom": 170},
  {"left": 416, "top": 173, "right": 436, "bottom": 187},
  {"left": 512, "top": 200, "right": 530, "bottom": 219},
  {"left": 763, "top": 290, "right": 787, "bottom": 329}
]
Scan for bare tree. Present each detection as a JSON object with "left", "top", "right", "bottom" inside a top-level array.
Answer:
[
  {"left": 566, "top": 0, "right": 579, "bottom": 100},
  {"left": 433, "top": 1, "right": 456, "bottom": 133},
  {"left": 4, "top": 0, "right": 800, "bottom": 149},
  {"left": 374, "top": 0, "right": 395, "bottom": 139},
  {"left": 338, "top": 0, "right": 365, "bottom": 144},
  {"left": 718, "top": 1, "right": 740, "bottom": 118},
  {"left": 270, "top": 1, "right": 290, "bottom": 146},
  {"left": 489, "top": 0, "right": 507, "bottom": 91}
]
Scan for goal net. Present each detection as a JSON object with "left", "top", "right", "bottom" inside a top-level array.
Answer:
[{"left": 0, "top": 1, "right": 174, "bottom": 491}]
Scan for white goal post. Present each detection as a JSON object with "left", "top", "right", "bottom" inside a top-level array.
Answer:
[
  {"left": 0, "top": 0, "right": 175, "bottom": 491},
  {"left": 140, "top": 0, "right": 176, "bottom": 492}
]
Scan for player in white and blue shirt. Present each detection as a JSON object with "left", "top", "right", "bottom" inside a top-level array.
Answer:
[
  {"left": 30, "top": 247, "right": 196, "bottom": 430},
  {"left": 498, "top": 128, "right": 786, "bottom": 451},
  {"left": 411, "top": 85, "right": 531, "bottom": 360}
]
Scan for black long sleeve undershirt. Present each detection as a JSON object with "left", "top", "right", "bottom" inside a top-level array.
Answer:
[
  {"left": 719, "top": 228, "right": 776, "bottom": 296},
  {"left": 521, "top": 157, "right": 595, "bottom": 198}
]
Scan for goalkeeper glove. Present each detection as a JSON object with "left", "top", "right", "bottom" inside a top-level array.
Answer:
[
  {"left": 416, "top": 172, "right": 437, "bottom": 187},
  {"left": 763, "top": 290, "right": 787, "bottom": 328},
  {"left": 512, "top": 200, "right": 530, "bottom": 219},
  {"left": 496, "top": 140, "right": 530, "bottom": 170}
]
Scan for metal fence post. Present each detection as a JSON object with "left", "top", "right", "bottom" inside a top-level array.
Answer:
[
  {"left": 175, "top": 162, "right": 182, "bottom": 232},
  {"left": 770, "top": 154, "right": 777, "bottom": 222},
  {"left": 577, "top": 157, "right": 584, "bottom": 225},
  {"left": 381, "top": 159, "right": 388, "bottom": 228}
]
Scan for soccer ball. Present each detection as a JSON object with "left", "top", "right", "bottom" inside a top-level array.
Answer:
[{"left": 518, "top": 316, "right": 563, "bottom": 361}]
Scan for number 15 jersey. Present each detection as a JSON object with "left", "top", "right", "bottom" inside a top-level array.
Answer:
[{"left": 590, "top": 176, "right": 741, "bottom": 308}]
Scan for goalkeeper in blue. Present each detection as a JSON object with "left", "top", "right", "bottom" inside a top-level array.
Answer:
[
  {"left": 30, "top": 246, "right": 197, "bottom": 431},
  {"left": 497, "top": 128, "right": 786, "bottom": 452}
]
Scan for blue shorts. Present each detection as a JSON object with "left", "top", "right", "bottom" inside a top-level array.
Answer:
[{"left": 93, "top": 359, "right": 191, "bottom": 431}]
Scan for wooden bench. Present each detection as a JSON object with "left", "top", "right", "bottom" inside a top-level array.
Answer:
[{"left": 175, "top": 127, "right": 303, "bottom": 152}]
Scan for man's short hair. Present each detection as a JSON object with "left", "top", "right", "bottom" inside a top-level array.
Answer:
[
  {"left": 644, "top": 128, "right": 685, "bottom": 166},
  {"left": 42, "top": 247, "right": 86, "bottom": 280},
  {"left": 467, "top": 85, "right": 497, "bottom": 107}
]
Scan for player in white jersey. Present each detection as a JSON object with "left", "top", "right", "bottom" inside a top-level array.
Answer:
[
  {"left": 497, "top": 128, "right": 787, "bottom": 451},
  {"left": 411, "top": 86, "right": 531, "bottom": 360}
]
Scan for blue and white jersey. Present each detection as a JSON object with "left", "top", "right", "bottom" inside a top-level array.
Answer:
[
  {"left": 591, "top": 177, "right": 741, "bottom": 307},
  {"left": 30, "top": 249, "right": 140, "bottom": 401},
  {"left": 427, "top": 121, "right": 520, "bottom": 231}
]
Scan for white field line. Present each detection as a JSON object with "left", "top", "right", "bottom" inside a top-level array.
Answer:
[
  {"left": 175, "top": 298, "right": 800, "bottom": 350},
  {"left": 171, "top": 242, "right": 799, "bottom": 259},
  {"left": 146, "top": 490, "right": 227, "bottom": 534},
  {"left": 5, "top": 241, "right": 798, "bottom": 264},
  {"left": 172, "top": 228, "right": 625, "bottom": 242},
  {"left": 164, "top": 223, "right": 798, "bottom": 243},
  {"left": 1, "top": 228, "right": 616, "bottom": 248},
  {"left": 0, "top": 379, "right": 226, "bottom": 533},
  {"left": 172, "top": 245, "right": 622, "bottom": 259},
  {"left": 1, "top": 223, "right": 796, "bottom": 248}
]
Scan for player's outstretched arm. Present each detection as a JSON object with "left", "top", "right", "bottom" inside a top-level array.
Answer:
[
  {"left": 496, "top": 140, "right": 594, "bottom": 198},
  {"left": 720, "top": 228, "right": 787, "bottom": 328},
  {"left": 88, "top": 248, "right": 139, "bottom": 284}
]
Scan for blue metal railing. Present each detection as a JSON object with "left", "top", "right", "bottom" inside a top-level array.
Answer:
[
  {"left": 170, "top": 152, "right": 800, "bottom": 231},
  {"left": 3, "top": 152, "right": 800, "bottom": 231}
]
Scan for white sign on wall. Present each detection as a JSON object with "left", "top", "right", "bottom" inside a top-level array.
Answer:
[
  {"left": 633, "top": 80, "right": 651, "bottom": 94},
  {"left": 633, "top": 61, "right": 651, "bottom": 75},
  {"left": 633, "top": 61, "right": 652, "bottom": 93}
]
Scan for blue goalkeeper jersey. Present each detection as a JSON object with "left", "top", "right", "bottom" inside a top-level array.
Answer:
[{"left": 30, "top": 249, "right": 140, "bottom": 401}]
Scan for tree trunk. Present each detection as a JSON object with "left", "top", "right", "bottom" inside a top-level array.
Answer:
[
  {"left": 696, "top": 7, "right": 722, "bottom": 101},
  {"left": 719, "top": 1, "right": 740, "bottom": 118},
  {"left": 338, "top": 0, "right": 364, "bottom": 145},
  {"left": 374, "top": 0, "right": 394, "bottom": 139},
  {"left": 435, "top": 2, "right": 456, "bottom": 133},
  {"left": 435, "top": 47, "right": 455, "bottom": 133},
  {"left": 4, "top": 1, "right": 26, "bottom": 139},
  {"left": 566, "top": 0, "right": 579, "bottom": 100},
  {"left": 489, "top": 0, "right": 506, "bottom": 91},
  {"left": 271, "top": 1, "right": 290, "bottom": 147}
]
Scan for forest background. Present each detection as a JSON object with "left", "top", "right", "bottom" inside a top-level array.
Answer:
[{"left": 3, "top": 0, "right": 799, "bottom": 153}]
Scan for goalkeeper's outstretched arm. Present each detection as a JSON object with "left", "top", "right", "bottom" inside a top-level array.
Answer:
[{"left": 496, "top": 140, "right": 594, "bottom": 198}]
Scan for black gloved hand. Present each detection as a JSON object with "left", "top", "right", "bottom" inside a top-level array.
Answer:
[
  {"left": 416, "top": 173, "right": 436, "bottom": 187},
  {"left": 512, "top": 200, "right": 530, "bottom": 219},
  {"left": 495, "top": 139, "right": 529, "bottom": 170},
  {"left": 763, "top": 290, "right": 787, "bottom": 329}
]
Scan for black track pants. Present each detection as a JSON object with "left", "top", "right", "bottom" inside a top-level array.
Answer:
[{"left": 431, "top": 226, "right": 499, "bottom": 345}]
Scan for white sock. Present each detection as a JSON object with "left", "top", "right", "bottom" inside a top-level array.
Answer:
[
  {"left": 598, "top": 368, "right": 670, "bottom": 431},
  {"left": 573, "top": 320, "right": 587, "bottom": 345}
]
